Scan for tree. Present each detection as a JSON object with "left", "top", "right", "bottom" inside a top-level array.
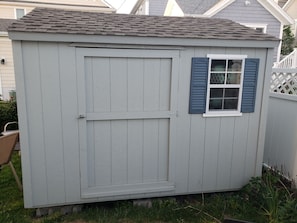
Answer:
[{"left": 281, "top": 25, "right": 296, "bottom": 56}]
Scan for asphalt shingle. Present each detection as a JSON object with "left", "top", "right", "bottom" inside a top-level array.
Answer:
[
  {"left": 8, "top": 7, "right": 278, "bottom": 41},
  {"left": 0, "top": 19, "right": 16, "bottom": 32}
]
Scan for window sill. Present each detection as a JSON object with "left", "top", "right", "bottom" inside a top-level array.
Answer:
[{"left": 202, "top": 112, "right": 242, "bottom": 118}]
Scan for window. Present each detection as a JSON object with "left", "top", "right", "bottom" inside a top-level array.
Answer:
[
  {"left": 15, "top": 8, "right": 25, "bottom": 19},
  {"left": 189, "top": 56, "right": 259, "bottom": 116},
  {"left": 242, "top": 23, "right": 267, "bottom": 34},
  {"left": 206, "top": 55, "right": 246, "bottom": 116},
  {"left": 255, "top": 27, "right": 264, "bottom": 33}
]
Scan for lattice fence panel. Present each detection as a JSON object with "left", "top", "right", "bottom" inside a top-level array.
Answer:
[{"left": 270, "top": 69, "right": 297, "bottom": 95}]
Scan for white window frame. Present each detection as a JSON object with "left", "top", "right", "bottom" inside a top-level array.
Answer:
[
  {"left": 15, "top": 8, "right": 26, "bottom": 19},
  {"left": 241, "top": 23, "right": 267, "bottom": 33},
  {"left": 203, "top": 54, "right": 247, "bottom": 117}
]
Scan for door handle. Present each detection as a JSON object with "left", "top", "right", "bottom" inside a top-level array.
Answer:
[{"left": 77, "top": 114, "right": 86, "bottom": 119}]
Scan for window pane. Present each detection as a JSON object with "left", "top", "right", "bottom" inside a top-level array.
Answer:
[
  {"left": 211, "top": 60, "right": 226, "bottom": 71},
  {"left": 209, "top": 99, "right": 222, "bottom": 110},
  {"left": 210, "top": 73, "right": 225, "bottom": 84},
  {"left": 225, "top": 88, "right": 239, "bottom": 97},
  {"left": 224, "top": 99, "right": 238, "bottom": 110},
  {"left": 227, "top": 73, "right": 241, "bottom": 84},
  {"left": 228, "top": 60, "right": 242, "bottom": 71},
  {"left": 255, "top": 27, "right": 264, "bottom": 33},
  {"left": 16, "top": 9, "right": 25, "bottom": 19},
  {"left": 210, "top": 88, "right": 223, "bottom": 98}
]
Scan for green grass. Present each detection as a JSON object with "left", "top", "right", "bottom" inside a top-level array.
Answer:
[{"left": 1, "top": 154, "right": 296, "bottom": 223}]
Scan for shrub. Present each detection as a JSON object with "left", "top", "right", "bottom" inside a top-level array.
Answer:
[
  {"left": 281, "top": 25, "right": 296, "bottom": 56},
  {"left": 242, "top": 169, "right": 297, "bottom": 223}
]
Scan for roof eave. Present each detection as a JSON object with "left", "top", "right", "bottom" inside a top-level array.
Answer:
[{"left": 8, "top": 31, "right": 279, "bottom": 49}]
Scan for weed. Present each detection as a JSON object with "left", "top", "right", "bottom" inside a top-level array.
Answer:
[
  {"left": 1, "top": 156, "right": 297, "bottom": 223},
  {"left": 242, "top": 169, "right": 297, "bottom": 223}
]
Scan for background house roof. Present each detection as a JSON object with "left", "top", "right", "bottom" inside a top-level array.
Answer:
[
  {"left": 176, "top": 0, "right": 219, "bottom": 14},
  {"left": 0, "top": 18, "right": 15, "bottom": 32},
  {"left": 8, "top": 7, "right": 278, "bottom": 41},
  {"left": 0, "top": 0, "right": 111, "bottom": 8}
]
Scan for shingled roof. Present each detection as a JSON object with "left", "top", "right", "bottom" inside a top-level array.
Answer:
[
  {"left": 0, "top": 19, "right": 16, "bottom": 32},
  {"left": 8, "top": 7, "right": 278, "bottom": 41}
]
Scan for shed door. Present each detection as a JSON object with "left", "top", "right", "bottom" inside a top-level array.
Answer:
[{"left": 76, "top": 48, "right": 178, "bottom": 199}]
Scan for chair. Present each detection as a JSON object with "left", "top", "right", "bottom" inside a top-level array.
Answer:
[
  {"left": 0, "top": 132, "right": 22, "bottom": 191},
  {"left": 1, "top": 121, "right": 19, "bottom": 136}
]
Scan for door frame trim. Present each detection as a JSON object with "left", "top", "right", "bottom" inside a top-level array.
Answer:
[{"left": 76, "top": 47, "right": 180, "bottom": 199}]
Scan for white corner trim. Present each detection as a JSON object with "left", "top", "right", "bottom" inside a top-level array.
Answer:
[
  {"left": 203, "top": 0, "right": 236, "bottom": 17},
  {"left": 283, "top": 0, "right": 294, "bottom": 10},
  {"left": 164, "top": 0, "right": 184, "bottom": 16},
  {"left": 257, "top": 0, "right": 294, "bottom": 25}
]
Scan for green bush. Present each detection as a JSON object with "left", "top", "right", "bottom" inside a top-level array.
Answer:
[
  {"left": 0, "top": 101, "right": 18, "bottom": 133},
  {"left": 281, "top": 25, "right": 296, "bottom": 56},
  {"left": 242, "top": 169, "right": 297, "bottom": 223}
]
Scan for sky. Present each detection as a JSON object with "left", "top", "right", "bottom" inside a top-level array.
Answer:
[{"left": 105, "top": 0, "right": 125, "bottom": 9}]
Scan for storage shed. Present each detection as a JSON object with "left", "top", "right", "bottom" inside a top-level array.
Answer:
[{"left": 8, "top": 8, "right": 278, "bottom": 208}]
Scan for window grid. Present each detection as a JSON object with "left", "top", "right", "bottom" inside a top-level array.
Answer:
[{"left": 205, "top": 56, "right": 246, "bottom": 115}]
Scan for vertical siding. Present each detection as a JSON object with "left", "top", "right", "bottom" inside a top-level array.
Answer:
[
  {"left": 22, "top": 42, "right": 48, "bottom": 206},
  {"left": 20, "top": 42, "right": 80, "bottom": 207},
  {"left": 17, "top": 41, "right": 269, "bottom": 207},
  {"left": 176, "top": 47, "right": 267, "bottom": 194},
  {"left": 58, "top": 45, "right": 81, "bottom": 203},
  {"left": 39, "top": 43, "right": 65, "bottom": 204}
]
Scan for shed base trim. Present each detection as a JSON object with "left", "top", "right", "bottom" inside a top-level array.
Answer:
[{"left": 81, "top": 182, "right": 175, "bottom": 199}]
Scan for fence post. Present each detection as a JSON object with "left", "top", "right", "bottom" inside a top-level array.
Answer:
[{"left": 293, "top": 48, "right": 297, "bottom": 68}]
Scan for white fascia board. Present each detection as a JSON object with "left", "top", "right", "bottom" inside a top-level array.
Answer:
[
  {"left": 257, "top": 0, "right": 294, "bottom": 25},
  {"left": 203, "top": 0, "right": 236, "bottom": 17},
  {"left": 0, "top": 32, "right": 8, "bottom": 37}
]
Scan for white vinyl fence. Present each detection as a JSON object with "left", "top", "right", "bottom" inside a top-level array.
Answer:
[{"left": 264, "top": 68, "right": 297, "bottom": 185}]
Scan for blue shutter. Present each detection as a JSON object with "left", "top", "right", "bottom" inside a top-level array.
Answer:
[
  {"left": 189, "top": 57, "right": 209, "bottom": 114},
  {"left": 241, "top": 58, "right": 259, "bottom": 113}
]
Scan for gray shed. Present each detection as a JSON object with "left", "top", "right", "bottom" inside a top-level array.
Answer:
[{"left": 8, "top": 8, "right": 278, "bottom": 208}]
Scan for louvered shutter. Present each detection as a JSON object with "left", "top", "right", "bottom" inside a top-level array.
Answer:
[
  {"left": 189, "top": 57, "right": 209, "bottom": 114},
  {"left": 241, "top": 58, "right": 259, "bottom": 113}
]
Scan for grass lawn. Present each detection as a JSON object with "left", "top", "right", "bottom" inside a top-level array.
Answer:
[{"left": 1, "top": 154, "right": 296, "bottom": 223}]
